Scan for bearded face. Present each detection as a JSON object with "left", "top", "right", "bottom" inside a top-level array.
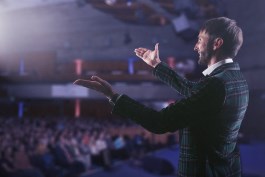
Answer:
[
  {"left": 194, "top": 31, "right": 215, "bottom": 66},
  {"left": 198, "top": 39, "right": 214, "bottom": 65}
]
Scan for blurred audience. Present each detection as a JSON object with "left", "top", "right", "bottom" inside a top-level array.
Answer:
[{"left": 0, "top": 117, "right": 176, "bottom": 177}]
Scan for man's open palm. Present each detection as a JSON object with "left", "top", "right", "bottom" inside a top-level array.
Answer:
[
  {"left": 134, "top": 43, "right": 161, "bottom": 68},
  {"left": 73, "top": 76, "right": 115, "bottom": 99}
]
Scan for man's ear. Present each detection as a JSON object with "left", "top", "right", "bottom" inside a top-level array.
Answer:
[{"left": 213, "top": 38, "right": 223, "bottom": 50}]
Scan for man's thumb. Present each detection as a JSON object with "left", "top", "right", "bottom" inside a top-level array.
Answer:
[{"left": 155, "top": 43, "right": 159, "bottom": 51}]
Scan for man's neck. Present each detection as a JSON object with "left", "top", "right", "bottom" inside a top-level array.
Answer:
[
  {"left": 207, "top": 57, "right": 218, "bottom": 67},
  {"left": 207, "top": 53, "right": 230, "bottom": 67}
]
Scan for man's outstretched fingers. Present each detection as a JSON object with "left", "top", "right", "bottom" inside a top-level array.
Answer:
[
  {"left": 73, "top": 79, "right": 93, "bottom": 89},
  {"left": 73, "top": 79, "right": 85, "bottom": 86},
  {"left": 91, "top": 76, "right": 111, "bottom": 88}
]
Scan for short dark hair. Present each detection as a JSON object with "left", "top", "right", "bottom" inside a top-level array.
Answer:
[{"left": 200, "top": 17, "right": 243, "bottom": 58}]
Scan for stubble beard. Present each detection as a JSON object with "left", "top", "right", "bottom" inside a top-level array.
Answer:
[
  {"left": 198, "top": 43, "right": 214, "bottom": 66},
  {"left": 198, "top": 51, "right": 210, "bottom": 66}
]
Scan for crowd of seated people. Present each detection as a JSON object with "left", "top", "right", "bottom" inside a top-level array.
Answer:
[{"left": 0, "top": 116, "right": 175, "bottom": 177}]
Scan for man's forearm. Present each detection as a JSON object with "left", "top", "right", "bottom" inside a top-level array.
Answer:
[{"left": 153, "top": 62, "right": 196, "bottom": 97}]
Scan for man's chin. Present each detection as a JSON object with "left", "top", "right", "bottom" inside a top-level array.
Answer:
[
  {"left": 198, "top": 58, "right": 203, "bottom": 65},
  {"left": 198, "top": 58, "right": 207, "bottom": 66}
]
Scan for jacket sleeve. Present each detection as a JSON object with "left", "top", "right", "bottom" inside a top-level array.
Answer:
[
  {"left": 153, "top": 62, "right": 199, "bottom": 97},
  {"left": 112, "top": 77, "right": 225, "bottom": 134}
]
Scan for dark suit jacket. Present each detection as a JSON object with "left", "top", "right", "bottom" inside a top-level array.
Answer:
[{"left": 112, "top": 62, "right": 249, "bottom": 177}]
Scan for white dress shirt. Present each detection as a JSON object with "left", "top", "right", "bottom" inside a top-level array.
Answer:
[{"left": 202, "top": 58, "right": 233, "bottom": 76}]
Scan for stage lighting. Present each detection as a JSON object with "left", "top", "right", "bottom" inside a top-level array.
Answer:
[{"left": 105, "top": 0, "right": 116, "bottom": 6}]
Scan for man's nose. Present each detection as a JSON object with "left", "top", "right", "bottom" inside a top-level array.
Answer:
[{"left": 194, "top": 44, "right": 198, "bottom": 51}]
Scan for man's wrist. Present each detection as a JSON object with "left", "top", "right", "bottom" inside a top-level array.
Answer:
[
  {"left": 152, "top": 61, "right": 161, "bottom": 68},
  {"left": 108, "top": 93, "right": 120, "bottom": 106}
]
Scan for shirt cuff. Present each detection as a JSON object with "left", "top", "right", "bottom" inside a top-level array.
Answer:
[{"left": 108, "top": 93, "right": 122, "bottom": 106}]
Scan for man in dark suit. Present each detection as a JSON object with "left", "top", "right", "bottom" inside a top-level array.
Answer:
[{"left": 74, "top": 17, "right": 249, "bottom": 177}]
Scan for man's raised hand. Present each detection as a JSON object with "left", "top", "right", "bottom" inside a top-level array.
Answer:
[{"left": 134, "top": 43, "right": 161, "bottom": 68}]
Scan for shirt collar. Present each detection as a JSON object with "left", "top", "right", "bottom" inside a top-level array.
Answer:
[{"left": 202, "top": 58, "right": 233, "bottom": 76}]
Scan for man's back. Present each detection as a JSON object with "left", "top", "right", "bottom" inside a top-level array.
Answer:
[{"left": 178, "top": 62, "right": 249, "bottom": 177}]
